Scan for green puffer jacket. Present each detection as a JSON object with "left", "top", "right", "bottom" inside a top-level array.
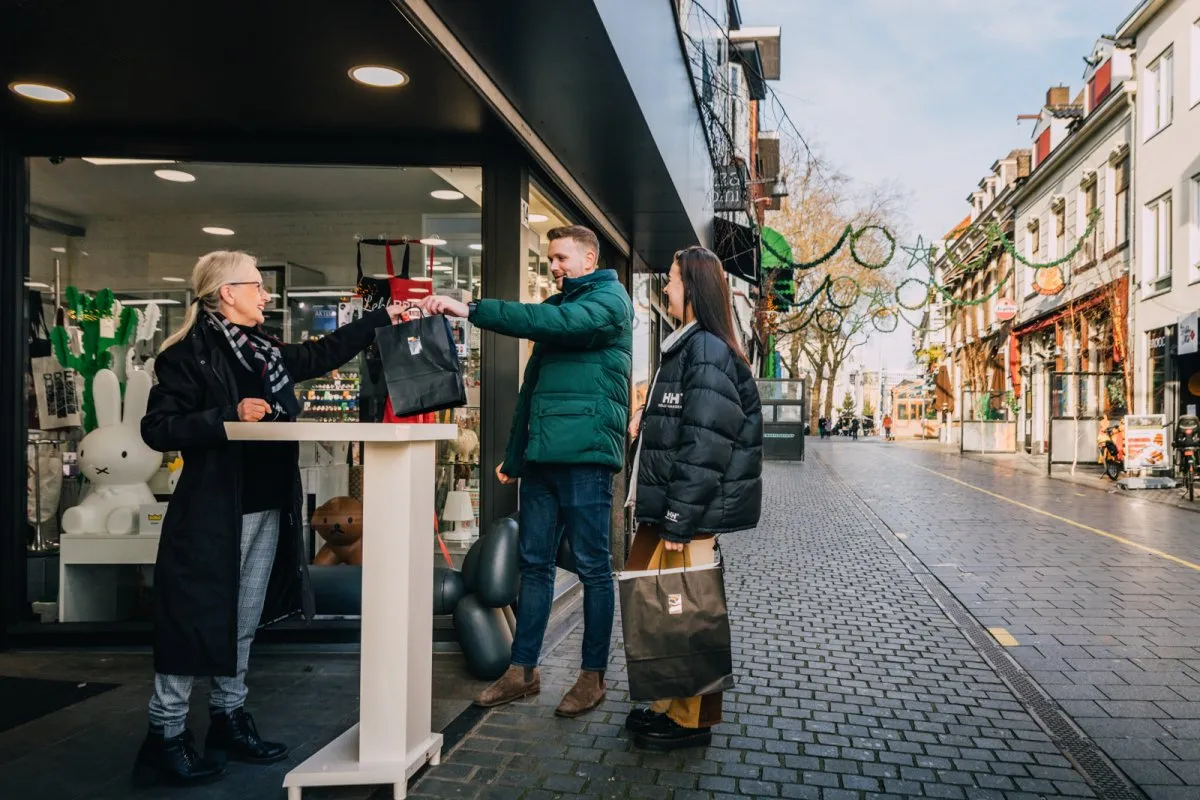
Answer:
[{"left": 469, "top": 269, "right": 633, "bottom": 477}]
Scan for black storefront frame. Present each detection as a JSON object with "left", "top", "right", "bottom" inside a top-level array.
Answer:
[{"left": 0, "top": 129, "right": 624, "bottom": 648}]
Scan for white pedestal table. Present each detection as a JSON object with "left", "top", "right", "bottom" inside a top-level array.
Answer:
[{"left": 226, "top": 421, "right": 457, "bottom": 800}]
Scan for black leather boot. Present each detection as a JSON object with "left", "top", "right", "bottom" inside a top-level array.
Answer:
[
  {"left": 205, "top": 707, "right": 289, "bottom": 764},
  {"left": 132, "top": 728, "right": 225, "bottom": 787},
  {"left": 633, "top": 714, "right": 712, "bottom": 751}
]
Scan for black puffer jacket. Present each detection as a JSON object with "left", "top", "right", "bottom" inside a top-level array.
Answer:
[{"left": 633, "top": 324, "right": 763, "bottom": 542}]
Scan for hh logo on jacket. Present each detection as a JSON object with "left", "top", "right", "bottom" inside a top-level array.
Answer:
[
  {"left": 666, "top": 510, "right": 680, "bottom": 523},
  {"left": 659, "top": 392, "right": 682, "bottom": 410}
]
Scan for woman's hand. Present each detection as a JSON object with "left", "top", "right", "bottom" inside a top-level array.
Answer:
[
  {"left": 418, "top": 295, "right": 470, "bottom": 318},
  {"left": 237, "top": 398, "right": 272, "bottom": 422},
  {"left": 495, "top": 463, "right": 514, "bottom": 485},
  {"left": 662, "top": 540, "right": 685, "bottom": 552},
  {"left": 628, "top": 406, "right": 644, "bottom": 439}
]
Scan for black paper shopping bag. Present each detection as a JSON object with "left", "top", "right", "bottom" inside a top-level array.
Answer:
[
  {"left": 619, "top": 560, "right": 735, "bottom": 701},
  {"left": 375, "top": 315, "right": 466, "bottom": 418}
]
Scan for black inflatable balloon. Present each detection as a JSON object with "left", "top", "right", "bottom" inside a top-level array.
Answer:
[
  {"left": 433, "top": 566, "right": 465, "bottom": 616},
  {"left": 461, "top": 537, "right": 482, "bottom": 594},
  {"left": 475, "top": 518, "right": 521, "bottom": 608},
  {"left": 454, "top": 594, "right": 513, "bottom": 680}
]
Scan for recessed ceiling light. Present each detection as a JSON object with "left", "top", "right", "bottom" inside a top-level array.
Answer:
[
  {"left": 202, "top": 226, "right": 235, "bottom": 236},
  {"left": 162, "top": 276, "right": 186, "bottom": 283},
  {"left": 50, "top": 246, "right": 66, "bottom": 253},
  {"left": 349, "top": 65, "right": 409, "bottom": 88},
  {"left": 82, "top": 157, "right": 175, "bottom": 166},
  {"left": 9, "top": 82, "right": 73, "bottom": 103},
  {"left": 420, "top": 236, "right": 447, "bottom": 246},
  {"left": 431, "top": 189, "right": 464, "bottom": 200},
  {"left": 528, "top": 213, "right": 549, "bottom": 223},
  {"left": 469, "top": 243, "right": 483, "bottom": 250},
  {"left": 155, "top": 169, "right": 195, "bottom": 183},
  {"left": 25, "top": 281, "right": 50, "bottom": 289},
  {"left": 432, "top": 266, "right": 453, "bottom": 273}
]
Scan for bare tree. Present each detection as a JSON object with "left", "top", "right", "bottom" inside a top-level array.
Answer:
[{"left": 757, "top": 150, "right": 908, "bottom": 430}]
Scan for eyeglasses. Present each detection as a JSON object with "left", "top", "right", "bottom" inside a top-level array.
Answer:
[{"left": 226, "top": 281, "right": 270, "bottom": 296}]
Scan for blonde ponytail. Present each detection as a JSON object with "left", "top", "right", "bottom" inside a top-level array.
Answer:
[{"left": 160, "top": 251, "right": 257, "bottom": 352}]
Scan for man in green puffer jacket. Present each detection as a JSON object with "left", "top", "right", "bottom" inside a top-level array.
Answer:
[{"left": 419, "top": 225, "right": 632, "bottom": 719}]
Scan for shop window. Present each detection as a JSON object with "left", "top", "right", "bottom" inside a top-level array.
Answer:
[{"left": 24, "top": 158, "right": 490, "bottom": 623}]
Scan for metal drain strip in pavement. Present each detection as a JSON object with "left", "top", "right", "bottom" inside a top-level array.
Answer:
[{"left": 817, "top": 451, "right": 1149, "bottom": 800}]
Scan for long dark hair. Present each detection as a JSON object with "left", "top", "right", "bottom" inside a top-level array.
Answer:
[{"left": 674, "top": 246, "right": 749, "bottom": 364}]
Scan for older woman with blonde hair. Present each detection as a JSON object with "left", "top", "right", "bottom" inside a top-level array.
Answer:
[{"left": 133, "top": 251, "right": 405, "bottom": 787}]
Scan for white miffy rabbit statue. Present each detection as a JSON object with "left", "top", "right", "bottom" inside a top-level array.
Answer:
[{"left": 61, "top": 368, "right": 160, "bottom": 535}]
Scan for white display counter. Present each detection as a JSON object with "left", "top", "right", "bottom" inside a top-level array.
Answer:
[{"left": 227, "top": 421, "right": 457, "bottom": 800}]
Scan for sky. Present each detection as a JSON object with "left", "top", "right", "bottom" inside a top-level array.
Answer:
[{"left": 739, "top": 0, "right": 1138, "bottom": 375}]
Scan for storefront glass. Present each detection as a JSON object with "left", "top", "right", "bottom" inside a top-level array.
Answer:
[
  {"left": 24, "top": 158, "right": 485, "bottom": 624},
  {"left": 1148, "top": 327, "right": 1174, "bottom": 417}
]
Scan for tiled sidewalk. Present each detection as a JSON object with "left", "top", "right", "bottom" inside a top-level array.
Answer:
[{"left": 408, "top": 461, "right": 1102, "bottom": 799}]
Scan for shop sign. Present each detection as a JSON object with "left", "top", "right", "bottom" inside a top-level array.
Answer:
[
  {"left": 1179, "top": 311, "right": 1199, "bottom": 356},
  {"left": 994, "top": 299, "right": 1017, "bottom": 321},
  {"left": 1124, "top": 414, "right": 1172, "bottom": 472},
  {"left": 1149, "top": 327, "right": 1173, "bottom": 357},
  {"left": 1034, "top": 266, "right": 1065, "bottom": 296},
  {"left": 714, "top": 164, "right": 747, "bottom": 212}
]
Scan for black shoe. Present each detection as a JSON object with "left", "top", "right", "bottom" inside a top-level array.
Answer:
[
  {"left": 624, "top": 707, "right": 667, "bottom": 733},
  {"left": 132, "top": 728, "right": 225, "bottom": 787},
  {"left": 633, "top": 714, "right": 712, "bottom": 751},
  {"left": 205, "top": 707, "right": 289, "bottom": 765}
]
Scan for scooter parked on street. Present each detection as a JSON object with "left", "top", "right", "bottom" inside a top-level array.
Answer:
[{"left": 1097, "top": 417, "right": 1125, "bottom": 481}]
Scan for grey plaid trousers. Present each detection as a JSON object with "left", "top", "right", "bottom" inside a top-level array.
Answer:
[{"left": 149, "top": 510, "right": 280, "bottom": 737}]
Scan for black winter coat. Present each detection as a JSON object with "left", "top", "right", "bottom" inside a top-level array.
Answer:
[
  {"left": 141, "top": 308, "right": 391, "bottom": 676},
  {"left": 634, "top": 324, "right": 763, "bottom": 543}
]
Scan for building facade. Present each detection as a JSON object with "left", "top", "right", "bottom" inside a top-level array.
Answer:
[
  {"left": 929, "top": 149, "right": 1030, "bottom": 441},
  {"left": 1008, "top": 47, "right": 1134, "bottom": 457},
  {"left": 1118, "top": 0, "right": 1200, "bottom": 426}
]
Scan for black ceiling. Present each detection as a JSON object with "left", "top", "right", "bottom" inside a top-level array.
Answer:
[
  {"left": 423, "top": 0, "right": 714, "bottom": 270},
  {"left": 0, "top": 0, "right": 491, "bottom": 139}
]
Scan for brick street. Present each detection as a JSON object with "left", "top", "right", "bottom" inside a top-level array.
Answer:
[{"left": 403, "top": 437, "right": 1200, "bottom": 800}]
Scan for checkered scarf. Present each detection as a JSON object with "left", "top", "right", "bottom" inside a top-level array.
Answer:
[{"left": 205, "top": 312, "right": 300, "bottom": 419}]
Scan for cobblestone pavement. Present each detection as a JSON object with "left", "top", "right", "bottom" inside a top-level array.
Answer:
[
  {"left": 820, "top": 438, "right": 1200, "bottom": 800},
  {"left": 409, "top": 457, "right": 1105, "bottom": 800}
]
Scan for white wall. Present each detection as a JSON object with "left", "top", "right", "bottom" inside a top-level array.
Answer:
[{"left": 1132, "top": 0, "right": 1200, "bottom": 414}]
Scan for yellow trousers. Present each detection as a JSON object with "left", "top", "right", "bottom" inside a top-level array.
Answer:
[{"left": 627, "top": 525, "right": 723, "bottom": 729}]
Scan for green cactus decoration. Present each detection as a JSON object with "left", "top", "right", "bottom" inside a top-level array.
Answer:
[{"left": 50, "top": 286, "right": 138, "bottom": 432}]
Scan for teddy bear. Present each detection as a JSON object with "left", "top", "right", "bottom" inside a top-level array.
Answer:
[{"left": 311, "top": 496, "right": 363, "bottom": 566}]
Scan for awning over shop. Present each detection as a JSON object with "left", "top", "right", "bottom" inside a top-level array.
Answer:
[
  {"left": 1012, "top": 277, "right": 1128, "bottom": 342},
  {"left": 713, "top": 216, "right": 760, "bottom": 284}
]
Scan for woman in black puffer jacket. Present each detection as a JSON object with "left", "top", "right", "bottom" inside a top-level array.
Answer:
[{"left": 623, "top": 245, "right": 763, "bottom": 751}]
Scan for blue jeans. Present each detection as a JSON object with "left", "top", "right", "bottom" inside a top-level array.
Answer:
[{"left": 510, "top": 463, "right": 615, "bottom": 673}]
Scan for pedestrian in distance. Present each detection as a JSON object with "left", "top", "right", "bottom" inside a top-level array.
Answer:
[
  {"left": 418, "top": 225, "right": 633, "bottom": 718},
  {"left": 624, "top": 245, "right": 763, "bottom": 750},
  {"left": 136, "top": 251, "right": 409, "bottom": 787},
  {"left": 883, "top": 413, "right": 893, "bottom": 441}
]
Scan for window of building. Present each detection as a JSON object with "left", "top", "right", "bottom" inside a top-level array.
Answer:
[
  {"left": 1054, "top": 203, "right": 1066, "bottom": 259},
  {"left": 1081, "top": 178, "right": 1098, "bottom": 264},
  {"left": 1145, "top": 48, "right": 1174, "bottom": 137},
  {"left": 1193, "top": 18, "right": 1200, "bottom": 108},
  {"left": 1145, "top": 192, "right": 1173, "bottom": 290},
  {"left": 1113, "top": 156, "right": 1130, "bottom": 247},
  {"left": 1192, "top": 173, "right": 1200, "bottom": 283}
]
